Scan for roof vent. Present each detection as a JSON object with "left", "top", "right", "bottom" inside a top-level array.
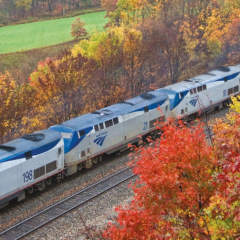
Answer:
[
  {"left": 216, "top": 66, "right": 230, "bottom": 72},
  {"left": 140, "top": 92, "right": 155, "bottom": 100},
  {"left": 206, "top": 72, "right": 216, "bottom": 76},
  {"left": 92, "top": 109, "right": 113, "bottom": 116},
  {"left": 120, "top": 101, "right": 135, "bottom": 106},
  {"left": 0, "top": 145, "right": 16, "bottom": 152},
  {"left": 22, "top": 133, "right": 45, "bottom": 142}
]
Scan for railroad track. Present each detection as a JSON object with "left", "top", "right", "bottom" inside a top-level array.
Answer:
[{"left": 0, "top": 167, "right": 135, "bottom": 240}]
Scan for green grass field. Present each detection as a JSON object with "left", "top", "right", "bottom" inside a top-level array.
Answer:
[{"left": 0, "top": 11, "right": 107, "bottom": 54}]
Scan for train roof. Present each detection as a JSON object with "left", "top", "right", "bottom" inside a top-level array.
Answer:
[
  {"left": 0, "top": 129, "right": 61, "bottom": 163},
  {"left": 49, "top": 65, "right": 240, "bottom": 133},
  {"left": 51, "top": 89, "right": 170, "bottom": 132},
  {"left": 165, "top": 65, "right": 240, "bottom": 92}
]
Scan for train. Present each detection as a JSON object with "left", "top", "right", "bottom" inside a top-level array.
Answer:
[{"left": 1, "top": 64, "right": 240, "bottom": 208}]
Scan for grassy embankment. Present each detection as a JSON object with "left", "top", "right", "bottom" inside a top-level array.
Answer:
[{"left": 0, "top": 11, "right": 107, "bottom": 80}]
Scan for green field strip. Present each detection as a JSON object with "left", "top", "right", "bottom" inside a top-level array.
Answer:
[{"left": 0, "top": 11, "right": 107, "bottom": 54}]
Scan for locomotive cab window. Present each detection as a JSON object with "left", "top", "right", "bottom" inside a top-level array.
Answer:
[{"left": 144, "top": 106, "right": 149, "bottom": 112}]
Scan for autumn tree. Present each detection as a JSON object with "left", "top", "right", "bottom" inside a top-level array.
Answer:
[
  {"left": 71, "top": 17, "right": 87, "bottom": 40},
  {"left": 204, "top": 97, "right": 240, "bottom": 238},
  {"left": 0, "top": 72, "right": 34, "bottom": 142},
  {"left": 104, "top": 121, "right": 216, "bottom": 239},
  {"left": 27, "top": 53, "right": 87, "bottom": 133}
]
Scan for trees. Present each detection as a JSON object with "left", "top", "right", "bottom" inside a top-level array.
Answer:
[
  {"left": 104, "top": 121, "right": 216, "bottom": 239},
  {"left": 71, "top": 17, "right": 87, "bottom": 40},
  {"left": 0, "top": 72, "right": 34, "bottom": 143},
  {"left": 0, "top": 0, "right": 101, "bottom": 24}
]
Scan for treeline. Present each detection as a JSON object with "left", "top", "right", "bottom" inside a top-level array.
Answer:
[
  {"left": 0, "top": 0, "right": 100, "bottom": 25},
  {"left": 0, "top": 0, "right": 240, "bottom": 143}
]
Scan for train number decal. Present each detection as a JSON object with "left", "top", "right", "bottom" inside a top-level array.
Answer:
[{"left": 23, "top": 170, "right": 33, "bottom": 183}]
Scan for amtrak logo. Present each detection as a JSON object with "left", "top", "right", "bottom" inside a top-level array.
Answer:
[
  {"left": 94, "top": 132, "right": 107, "bottom": 146},
  {"left": 189, "top": 98, "right": 198, "bottom": 107}
]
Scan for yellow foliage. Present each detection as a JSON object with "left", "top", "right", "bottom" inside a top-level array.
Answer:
[{"left": 230, "top": 95, "right": 240, "bottom": 113}]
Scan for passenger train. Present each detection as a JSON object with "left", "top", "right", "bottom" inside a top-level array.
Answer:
[{"left": 1, "top": 64, "right": 240, "bottom": 208}]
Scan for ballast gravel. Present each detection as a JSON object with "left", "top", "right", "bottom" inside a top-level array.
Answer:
[{"left": 23, "top": 178, "right": 135, "bottom": 240}]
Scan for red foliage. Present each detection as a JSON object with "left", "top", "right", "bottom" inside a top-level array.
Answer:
[{"left": 104, "top": 120, "right": 216, "bottom": 239}]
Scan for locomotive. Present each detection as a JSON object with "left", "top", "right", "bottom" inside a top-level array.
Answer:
[{"left": 1, "top": 64, "right": 240, "bottom": 208}]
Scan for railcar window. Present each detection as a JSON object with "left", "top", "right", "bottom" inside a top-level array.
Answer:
[
  {"left": 105, "top": 119, "right": 113, "bottom": 128},
  {"left": 224, "top": 78, "right": 227, "bottom": 82},
  {"left": 234, "top": 86, "right": 239, "bottom": 92},
  {"left": 181, "top": 109, "right": 184, "bottom": 114},
  {"left": 228, "top": 88, "right": 233, "bottom": 95},
  {"left": 25, "top": 151, "right": 32, "bottom": 160},
  {"left": 0, "top": 145, "right": 16, "bottom": 152},
  {"left": 144, "top": 106, "right": 149, "bottom": 112},
  {"left": 193, "top": 88, "right": 197, "bottom": 94},
  {"left": 94, "top": 125, "right": 99, "bottom": 132},
  {"left": 34, "top": 166, "right": 45, "bottom": 179},
  {"left": 100, "top": 123, "right": 104, "bottom": 129},
  {"left": 79, "top": 130, "right": 85, "bottom": 137},
  {"left": 46, "top": 161, "right": 57, "bottom": 173},
  {"left": 113, "top": 117, "right": 119, "bottom": 125},
  {"left": 203, "top": 85, "right": 207, "bottom": 90},
  {"left": 165, "top": 105, "right": 168, "bottom": 111}
]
